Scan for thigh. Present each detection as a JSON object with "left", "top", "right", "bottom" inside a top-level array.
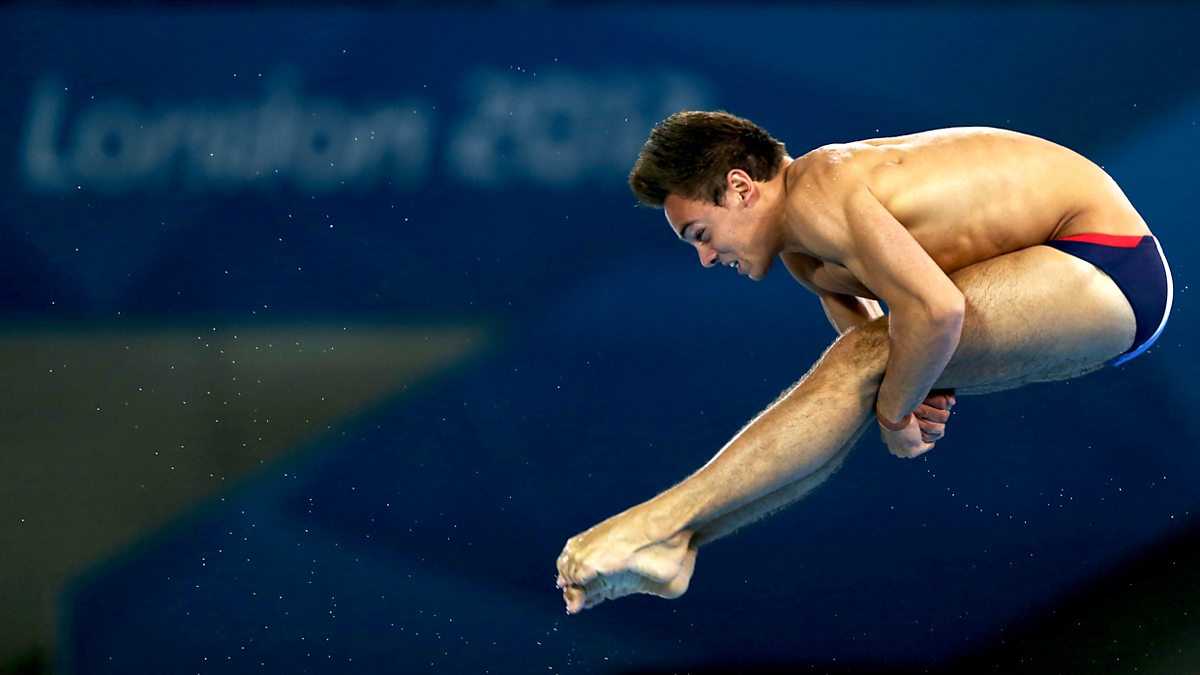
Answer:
[{"left": 934, "top": 245, "right": 1137, "bottom": 394}]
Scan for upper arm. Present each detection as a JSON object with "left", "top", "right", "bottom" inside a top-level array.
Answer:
[{"left": 832, "top": 185, "right": 963, "bottom": 318}]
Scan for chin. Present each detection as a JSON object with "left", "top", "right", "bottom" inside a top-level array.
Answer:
[{"left": 748, "top": 258, "right": 772, "bottom": 281}]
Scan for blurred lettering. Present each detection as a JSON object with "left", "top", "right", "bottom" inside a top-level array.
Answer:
[
  {"left": 21, "top": 76, "right": 436, "bottom": 194},
  {"left": 448, "top": 68, "right": 710, "bottom": 187},
  {"left": 20, "top": 67, "right": 711, "bottom": 195}
]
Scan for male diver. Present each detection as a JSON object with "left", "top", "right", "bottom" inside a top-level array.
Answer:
[{"left": 555, "top": 112, "right": 1172, "bottom": 614}]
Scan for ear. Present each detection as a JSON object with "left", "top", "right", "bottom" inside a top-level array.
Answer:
[{"left": 726, "top": 169, "right": 757, "bottom": 206}]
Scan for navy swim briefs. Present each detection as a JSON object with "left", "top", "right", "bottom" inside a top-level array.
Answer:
[{"left": 1043, "top": 233, "right": 1173, "bottom": 366}]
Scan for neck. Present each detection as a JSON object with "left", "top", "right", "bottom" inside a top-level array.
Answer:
[
  {"left": 773, "top": 156, "right": 819, "bottom": 256},
  {"left": 759, "top": 156, "right": 799, "bottom": 256}
]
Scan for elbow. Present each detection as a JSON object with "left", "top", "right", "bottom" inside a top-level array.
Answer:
[
  {"left": 928, "top": 290, "right": 965, "bottom": 336},
  {"left": 887, "top": 288, "right": 965, "bottom": 339}
]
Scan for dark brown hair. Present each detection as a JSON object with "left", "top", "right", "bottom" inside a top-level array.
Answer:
[{"left": 628, "top": 111, "right": 787, "bottom": 208}]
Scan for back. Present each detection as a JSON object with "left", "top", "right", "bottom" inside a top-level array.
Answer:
[{"left": 787, "top": 127, "right": 1150, "bottom": 275}]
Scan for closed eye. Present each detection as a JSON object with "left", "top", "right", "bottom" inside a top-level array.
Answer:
[{"left": 678, "top": 220, "right": 700, "bottom": 242}]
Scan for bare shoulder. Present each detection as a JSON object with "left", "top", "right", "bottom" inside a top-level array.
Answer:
[
  {"left": 783, "top": 142, "right": 879, "bottom": 210},
  {"left": 781, "top": 144, "right": 883, "bottom": 255},
  {"left": 790, "top": 140, "right": 883, "bottom": 178}
]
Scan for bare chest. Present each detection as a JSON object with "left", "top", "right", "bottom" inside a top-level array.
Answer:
[{"left": 809, "top": 262, "right": 876, "bottom": 299}]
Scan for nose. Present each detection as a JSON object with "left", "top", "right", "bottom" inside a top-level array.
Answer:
[{"left": 696, "top": 243, "right": 718, "bottom": 268}]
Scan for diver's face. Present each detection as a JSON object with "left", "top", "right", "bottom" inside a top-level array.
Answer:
[{"left": 664, "top": 191, "right": 770, "bottom": 280}]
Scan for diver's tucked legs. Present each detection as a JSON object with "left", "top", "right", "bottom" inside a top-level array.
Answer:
[{"left": 557, "top": 245, "right": 1136, "bottom": 613}]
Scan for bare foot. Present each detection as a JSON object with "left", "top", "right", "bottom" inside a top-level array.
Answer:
[
  {"left": 564, "top": 540, "right": 697, "bottom": 612},
  {"left": 556, "top": 510, "right": 697, "bottom": 613}
]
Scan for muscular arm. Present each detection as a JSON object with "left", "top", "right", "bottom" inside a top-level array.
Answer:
[{"left": 837, "top": 185, "right": 964, "bottom": 423}]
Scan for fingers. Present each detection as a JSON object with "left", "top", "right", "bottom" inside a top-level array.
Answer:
[
  {"left": 907, "top": 443, "right": 934, "bottom": 458},
  {"left": 914, "top": 407, "right": 945, "bottom": 443},
  {"left": 923, "top": 388, "right": 957, "bottom": 410},
  {"left": 915, "top": 404, "right": 950, "bottom": 424},
  {"left": 889, "top": 441, "right": 935, "bottom": 459},
  {"left": 914, "top": 391, "right": 957, "bottom": 444},
  {"left": 881, "top": 424, "right": 936, "bottom": 458}
]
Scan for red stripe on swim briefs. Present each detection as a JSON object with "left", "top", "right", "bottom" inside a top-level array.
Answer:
[{"left": 1055, "top": 233, "right": 1144, "bottom": 248}]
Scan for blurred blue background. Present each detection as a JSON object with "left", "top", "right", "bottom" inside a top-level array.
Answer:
[{"left": 1, "top": 3, "right": 1198, "bottom": 674}]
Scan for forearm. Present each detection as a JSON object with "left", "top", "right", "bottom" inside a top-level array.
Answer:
[
  {"left": 822, "top": 294, "right": 884, "bottom": 336},
  {"left": 875, "top": 305, "right": 962, "bottom": 423}
]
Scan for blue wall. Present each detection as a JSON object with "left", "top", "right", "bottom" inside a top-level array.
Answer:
[{"left": 2, "top": 5, "right": 1199, "bottom": 673}]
